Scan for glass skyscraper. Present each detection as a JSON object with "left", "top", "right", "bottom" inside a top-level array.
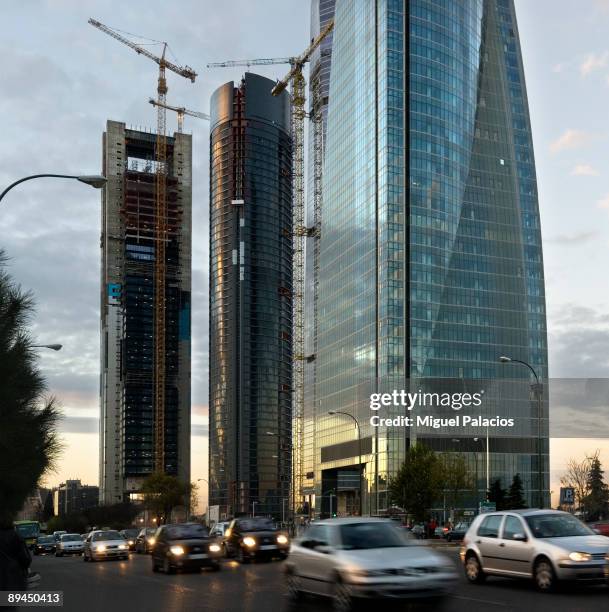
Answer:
[
  {"left": 209, "top": 73, "right": 293, "bottom": 519},
  {"left": 313, "top": 0, "right": 548, "bottom": 516}
]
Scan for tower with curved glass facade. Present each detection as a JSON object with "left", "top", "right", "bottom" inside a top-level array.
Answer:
[
  {"left": 209, "top": 73, "right": 292, "bottom": 519},
  {"left": 313, "top": 0, "right": 548, "bottom": 516}
]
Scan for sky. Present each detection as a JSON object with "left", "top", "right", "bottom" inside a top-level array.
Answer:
[{"left": 1, "top": 0, "right": 609, "bottom": 512}]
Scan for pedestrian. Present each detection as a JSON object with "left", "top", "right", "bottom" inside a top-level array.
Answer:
[{"left": 0, "top": 512, "right": 32, "bottom": 606}]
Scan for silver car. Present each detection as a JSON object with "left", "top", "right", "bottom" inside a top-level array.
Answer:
[
  {"left": 461, "top": 509, "right": 609, "bottom": 592},
  {"left": 55, "top": 533, "right": 84, "bottom": 556},
  {"left": 84, "top": 530, "right": 129, "bottom": 562},
  {"left": 285, "top": 518, "right": 457, "bottom": 611}
]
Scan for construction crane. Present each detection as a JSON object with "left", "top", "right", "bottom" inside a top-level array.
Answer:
[
  {"left": 271, "top": 19, "right": 334, "bottom": 517},
  {"left": 89, "top": 18, "right": 197, "bottom": 474},
  {"left": 207, "top": 57, "right": 295, "bottom": 69},
  {"left": 149, "top": 98, "right": 209, "bottom": 132}
]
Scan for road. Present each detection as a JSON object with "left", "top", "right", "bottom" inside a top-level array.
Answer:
[{"left": 31, "top": 548, "right": 608, "bottom": 612}]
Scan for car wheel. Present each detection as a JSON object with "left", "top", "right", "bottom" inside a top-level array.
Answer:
[
  {"left": 534, "top": 558, "right": 557, "bottom": 593},
  {"left": 83, "top": 552, "right": 88, "bottom": 562},
  {"left": 163, "top": 557, "right": 174, "bottom": 574},
  {"left": 285, "top": 569, "right": 303, "bottom": 601},
  {"left": 210, "top": 561, "right": 221, "bottom": 572},
  {"left": 332, "top": 577, "right": 352, "bottom": 612},
  {"left": 465, "top": 553, "right": 486, "bottom": 584}
]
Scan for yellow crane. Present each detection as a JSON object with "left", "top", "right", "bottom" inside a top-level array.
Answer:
[
  {"left": 270, "top": 18, "right": 334, "bottom": 517},
  {"left": 89, "top": 18, "right": 197, "bottom": 473},
  {"left": 148, "top": 98, "right": 209, "bottom": 133}
]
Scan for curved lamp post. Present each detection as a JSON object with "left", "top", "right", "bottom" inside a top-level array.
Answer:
[
  {"left": 328, "top": 410, "right": 363, "bottom": 516},
  {"left": 0, "top": 174, "right": 106, "bottom": 205},
  {"left": 32, "top": 344, "right": 62, "bottom": 351},
  {"left": 499, "top": 355, "right": 543, "bottom": 508}
]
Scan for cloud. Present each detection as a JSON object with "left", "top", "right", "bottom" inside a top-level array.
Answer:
[
  {"left": 580, "top": 51, "right": 609, "bottom": 76},
  {"left": 547, "top": 231, "right": 598, "bottom": 245},
  {"left": 552, "top": 63, "right": 564, "bottom": 74},
  {"left": 570, "top": 164, "right": 599, "bottom": 176},
  {"left": 549, "top": 129, "right": 594, "bottom": 153}
]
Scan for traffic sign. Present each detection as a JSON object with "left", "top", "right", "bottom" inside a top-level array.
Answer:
[
  {"left": 560, "top": 487, "right": 575, "bottom": 505},
  {"left": 479, "top": 501, "right": 496, "bottom": 514}
]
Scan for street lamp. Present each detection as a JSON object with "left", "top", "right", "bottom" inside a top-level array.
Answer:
[
  {"left": 32, "top": 344, "right": 62, "bottom": 351},
  {"left": 328, "top": 410, "right": 363, "bottom": 516},
  {"left": 0, "top": 173, "right": 107, "bottom": 205},
  {"left": 499, "top": 355, "right": 544, "bottom": 508}
]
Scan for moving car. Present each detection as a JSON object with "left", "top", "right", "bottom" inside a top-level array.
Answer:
[
  {"left": 119, "top": 528, "right": 140, "bottom": 551},
  {"left": 52, "top": 530, "right": 67, "bottom": 543},
  {"left": 209, "top": 521, "right": 230, "bottom": 540},
  {"left": 224, "top": 517, "right": 289, "bottom": 562},
  {"left": 151, "top": 523, "right": 222, "bottom": 574},
  {"left": 33, "top": 535, "right": 56, "bottom": 556},
  {"left": 461, "top": 509, "right": 609, "bottom": 592},
  {"left": 135, "top": 527, "right": 157, "bottom": 554},
  {"left": 446, "top": 522, "right": 471, "bottom": 542},
  {"left": 84, "top": 530, "right": 129, "bottom": 562},
  {"left": 285, "top": 518, "right": 457, "bottom": 610},
  {"left": 56, "top": 533, "right": 85, "bottom": 556}
]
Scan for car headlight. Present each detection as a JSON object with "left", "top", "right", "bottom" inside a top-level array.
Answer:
[
  {"left": 277, "top": 535, "right": 288, "bottom": 545},
  {"left": 148, "top": 538, "right": 156, "bottom": 545},
  {"left": 349, "top": 568, "right": 385, "bottom": 577},
  {"left": 95, "top": 544, "right": 106, "bottom": 552},
  {"left": 569, "top": 551, "right": 591, "bottom": 562},
  {"left": 128, "top": 540, "right": 134, "bottom": 545},
  {"left": 118, "top": 544, "right": 127, "bottom": 550},
  {"left": 209, "top": 544, "right": 221, "bottom": 553},
  {"left": 170, "top": 545, "right": 185, "bottom": 556},
  {"left": 243, "top": 537, "right": 256, "bottom": 547}
]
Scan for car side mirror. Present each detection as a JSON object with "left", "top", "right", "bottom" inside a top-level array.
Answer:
[{"left": 512, "top": 533, "right": 527, "bottom": 542}]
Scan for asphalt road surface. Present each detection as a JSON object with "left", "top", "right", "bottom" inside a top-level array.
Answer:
[{"left": 30, "top": 548, "right": 608, "bottom": 612}]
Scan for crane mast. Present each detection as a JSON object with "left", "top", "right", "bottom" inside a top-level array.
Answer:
[
  {"left": 271, "top": 18, "right": 334, "bottom": 516},
  {"left": 89, "top": 18, "right": 196, "bottom": 474}
]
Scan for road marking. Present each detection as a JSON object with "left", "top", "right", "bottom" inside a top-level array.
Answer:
[{"left": 453, "top": 594, "right": 509, "bottom": 607}]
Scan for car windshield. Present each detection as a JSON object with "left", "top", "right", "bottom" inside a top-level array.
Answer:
[
  {"left": 61, "top": 534, "right": 82, "bottom": 542},
  {"left": 145, "top": 528, "right": 157, "bottom": 536},
  {"left": 164, "top": 524, "right": 208, "bottom": 540},
  {"left": 38, "top": 536, "right": 53, "bottom": 544},
  {"left": 122, "top": 529, "right": 139, "bottom": 538},
  {"left": 338, "top": 522, "right": 411, "bottom": 550},
  {"left": 16, "top": 524, "right": 39, "bottom": 538},
  {"left": 525, "top": 514, "right": 594, "bottom": 538},
  {"left": 91, "top": 531, "right": 122, "bottom": 542},
  {"left": 238, "top": 518, "right": 275, "bottom": 532},
  {"left": 455, "top": 523, "right": 470, "bottom": 530}
]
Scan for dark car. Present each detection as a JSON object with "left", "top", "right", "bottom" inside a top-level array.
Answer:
[
  {"left": 33, "top": 535, "right": 56, "bottom": 555},
  {"left": 151, "top": 523, "right": 222, "bottom": 574},
  {"left": 445, "top": 521, "right": 471, "bottom": 542},
  {"left": 135, "top": 527, "right": 157, "bottom": 554},
  {"left": 120, "top": 528, "right": 140, "bottom": 551},
  {"left": 224, "top": 517, "right": 289, "bottom": 563}
]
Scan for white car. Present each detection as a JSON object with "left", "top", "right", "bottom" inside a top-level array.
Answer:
[
  {"left": 285, "top": 518, "right": 457, "bottom": 611},
  {"left": 84, "top": 530, "right": 129, "bottom": 562},
  {"left": 55, "top": 533, "right": 84, "bottom": 556}
]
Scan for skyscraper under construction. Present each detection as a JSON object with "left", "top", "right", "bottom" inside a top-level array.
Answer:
[{"left": 99, "top": 120, "right": 192, "bottom": 504}]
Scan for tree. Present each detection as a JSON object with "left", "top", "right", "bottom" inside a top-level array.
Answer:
[
  {"left": 141, "top": 473, "right": 191, "bottom": 524},
  {"left": 388, "top": 444, "right": 443, "bottom": 521},
  {"left": 488, "top": 479, "right": 507, "bottom": 510},
  {"left": 0, "top": 251, "right": 62, "bottom": 526},
  {"left": 505, "top": 474, "right": 528, "bottom": 510},
  {"left": 584, "top": 453, "right": 609, "bottom": 521},
  {"left": 440, "top": 453, "right": 473, "bottom": 518},
  {"left": 560, "top": 456, "right": 591, "bottom": 513}
]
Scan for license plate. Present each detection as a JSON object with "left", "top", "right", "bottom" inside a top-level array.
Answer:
[
  {"left": 189, "top": 553, "right": 208, "bottom": 559},
  {"left": 260, "top": 545, "right": 277, "bottom": 551}
]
